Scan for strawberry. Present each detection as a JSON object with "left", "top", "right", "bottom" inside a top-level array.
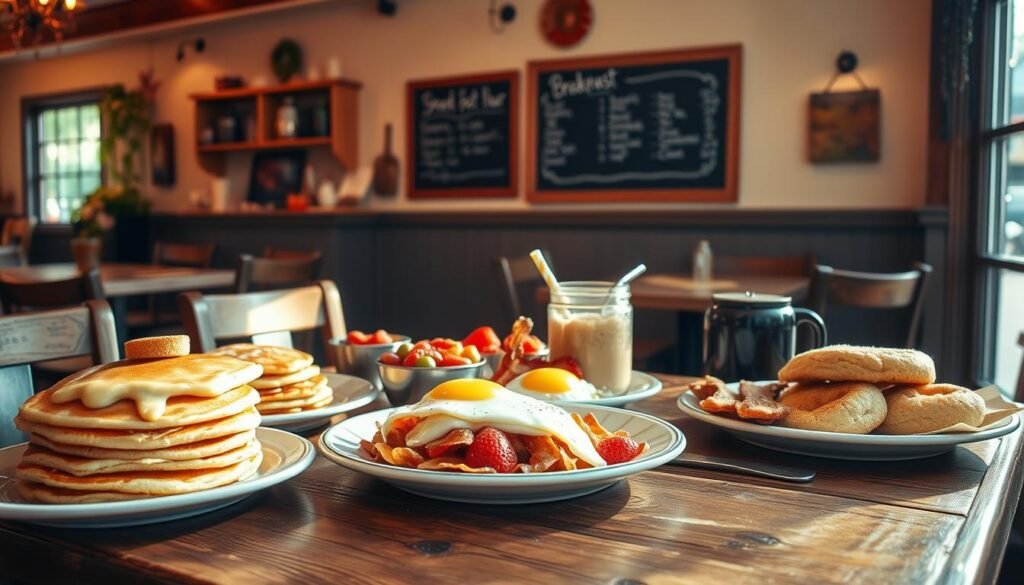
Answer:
[
  {"left": 465, "top": 427, "right": 518, "bottom": 473},
  {"left": 597, "top": 436, "right": 643, "bottom": 464}
]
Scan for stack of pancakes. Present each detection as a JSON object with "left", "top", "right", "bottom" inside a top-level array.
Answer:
[
  {"left": 14, "top": 352, "right": 265, "bottom": 503},
  {"left": 210, "top": 344, "right": 332, "bottom": 415}
]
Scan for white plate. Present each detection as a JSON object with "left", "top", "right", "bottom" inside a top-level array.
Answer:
[
  {"left": 0, "top": 428, "right": 315, "bottom": 528},
  {"left": 678, "top": 385, "right": 1021, "bottom": 461},
  {"left": 318, "top": 403, "right": 685, "bottom": 504},
  {"left": 260, "top": 373, "right": 379, "bottom": 433},
  {"left": 562, "top": 371, "right": 663, "bottom": 407}
]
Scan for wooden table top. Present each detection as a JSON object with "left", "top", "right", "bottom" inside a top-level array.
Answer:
[
  {"left": 537, "top": 273, "right": 809, "bottom": 313},
  {"left": 0, "top": 263, "right": 236, "bottom": 297},
  {"left": 1, "top": 375, "right": 1019, "bottom": 584}
]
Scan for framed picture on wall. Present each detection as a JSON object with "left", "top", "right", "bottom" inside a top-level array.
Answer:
[
  {"left": 247, "top": 149, "right": 307, "bottom": 207},
  {"left": 150, "top": 124, "right": 175, "bottom": 186}
]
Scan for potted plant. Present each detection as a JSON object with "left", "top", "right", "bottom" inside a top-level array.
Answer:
[{"left": 71, "top": 69, "right": 157, "bottom": 266}]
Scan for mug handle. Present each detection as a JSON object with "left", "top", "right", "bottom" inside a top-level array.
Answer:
[{"left": 794, "top": 308, "right": 827, "bottom": 349}]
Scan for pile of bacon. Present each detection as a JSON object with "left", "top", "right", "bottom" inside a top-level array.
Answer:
[
  {"left": 490, "top": 316, "right": 583, "bottom": 385},
  {"left": 688, "top": 376, "right": 790, "bottom": 424}
]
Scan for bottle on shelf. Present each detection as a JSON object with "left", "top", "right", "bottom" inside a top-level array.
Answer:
[
  {"left": 693, "top": 240, "right": 713, "bottom": 283},
  {"left": 277, "top": 96, "right": 298, "bottom": 139}
]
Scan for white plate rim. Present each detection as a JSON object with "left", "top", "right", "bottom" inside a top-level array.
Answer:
[
  {"left": 317, "top": 403, "right": 685, "bottom": 489},
  {"left": 259, "top": 373, "right": 379, "bottom": 427},
  {"left": 678, "top": 390, "right": 1020, "bottom": 446},
  {"left": 0, "top": 427, "right": 315, "bottom": 522},
  {"left": 553, "top": 371, "right": 663, "bottom": 407}
]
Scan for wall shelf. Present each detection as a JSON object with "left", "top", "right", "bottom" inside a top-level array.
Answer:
[{"left": 191, "top": 78, "right": 361, "bottom": 176}]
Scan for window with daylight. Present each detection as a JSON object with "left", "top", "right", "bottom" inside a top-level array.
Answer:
[
  {"left": 979, "top": 0, "right": 1024, "bottom": 393},
  {"left": 22, "top": 94, "right": 103, "bottom": 224}
]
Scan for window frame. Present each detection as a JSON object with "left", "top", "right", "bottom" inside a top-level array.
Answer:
[
  {"left": 976, "top": 0, "right": 1024, "bottom": 389},
  {"left": 20, "top": 86, "right": 109, "bottom": 224}
]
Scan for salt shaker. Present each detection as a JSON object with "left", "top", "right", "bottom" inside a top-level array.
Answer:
[{"left": 693, "top": 240, "right": 713, "bottom": 282}]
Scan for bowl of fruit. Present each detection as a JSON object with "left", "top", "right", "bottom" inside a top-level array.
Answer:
[
  {"left": 331, "top": 329, "right": 410, "bottom": 391},
  {"left": 462, "top": 326, "right": 549, "bottom": 378},
  {"left": 377, "top": 338, "right": 485, "bottom": 405}
]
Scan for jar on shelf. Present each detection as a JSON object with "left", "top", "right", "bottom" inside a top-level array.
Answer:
[{"left": 548, "top": 281, "right": 633, "bottom": 392}]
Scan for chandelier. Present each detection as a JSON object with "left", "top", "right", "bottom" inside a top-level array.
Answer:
[{"left": 0, "top": 0, "right": 83, "bottom": 48}]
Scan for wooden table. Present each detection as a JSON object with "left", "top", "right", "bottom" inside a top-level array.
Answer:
[
  {"left": 0, "top": 263, "right": 236, "bottom": 350},
  {"left": 539, "top": 274, "right": 810, "bottom": 374},
  {"left": 1, "top": 375, "right": 1019, "bottom": 584}
]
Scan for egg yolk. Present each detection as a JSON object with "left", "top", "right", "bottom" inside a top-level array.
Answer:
[
  {"left": 520, "top": 368, "right": 579, "bottom": 393},
  {"left": 427, "top": 378, "right": 502, "bottom": 401}
]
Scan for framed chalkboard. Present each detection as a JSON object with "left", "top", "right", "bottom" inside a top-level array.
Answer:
[
  {"left": 407, "top": 70, "right": 519, "bottom": 199},
  {"left": 527, "top": 45, "right": 741, "bottom": 203}
]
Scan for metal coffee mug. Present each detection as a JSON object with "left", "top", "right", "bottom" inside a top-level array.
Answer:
[{"left": 702, "top": 292, "right": 826, "bottom": 381}]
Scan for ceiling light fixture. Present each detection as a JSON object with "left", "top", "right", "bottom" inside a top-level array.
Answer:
[{"left": 0, "top": 0, "right": 83, "bottom": 49}]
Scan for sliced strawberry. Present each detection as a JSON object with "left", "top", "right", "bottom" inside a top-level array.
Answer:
[
  {"left": 464, "top": 427, "right": 518, "bottom": 473},
  {"left": 596, "top": 436, "right": 643, "bottom": 464}
]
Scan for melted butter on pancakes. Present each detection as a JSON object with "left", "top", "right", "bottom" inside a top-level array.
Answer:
[{"left": 49, "top": 354, "right": 263, "bottom": 421}]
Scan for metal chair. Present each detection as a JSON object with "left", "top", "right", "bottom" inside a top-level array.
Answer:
[
  {"left": 806, "top": 262, "right": 932, "bottom": 348},
  {"left": 0, "top": 300, "right": 118, "bottom": 447},
  {"left": 179, "top": 280, "right": 345, "bottom": 368}
]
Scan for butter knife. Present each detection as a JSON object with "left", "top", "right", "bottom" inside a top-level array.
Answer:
[{"left": 666, "top": 453, "right": 816, "bottom": 483}]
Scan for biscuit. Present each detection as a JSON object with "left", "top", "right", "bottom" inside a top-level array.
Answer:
[
  {"left": 124, "top": 336, "right": 191, "bottom": 360},
  {"left": 778, "top": 345, "right": 936, "bottom": 385},
  {"left": 876, "top": 384, "right": 986, "bottom": 434},
  {"left": 779, "top": 382, "right": 887, "bottom": 434}
]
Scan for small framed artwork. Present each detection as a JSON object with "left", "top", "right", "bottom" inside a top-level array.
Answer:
[
  {"left": 247, "top": 149, "right": 307, "bottom": 207},
  {"left": 808, "top": 90, "right": 880, "bottom": 163},
  {"left": 150, "top": 124, "right": 175, "bottom": 186}
]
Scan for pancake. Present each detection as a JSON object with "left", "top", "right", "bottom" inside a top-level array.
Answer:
[
  {"left": 16, "top": 408, "right": 260, "bottom": 450},
  {"left": 18, "top": 483, "right": 162, "bottom": 503},
  {"left": 28, "top": 428, "right": 257, "bottom": 461},
  {"left": 20, "top": 440, "right": 262, "bottom": 477},
  {"left": 211, "top": 344, "right": 314, "bottom": 375},
  {"left": 255, "top": 383, "right": 333, "bottom": 413},
  {"left": 19, "top": 386, "right": 261, "bottom": 431},
  {"left": 16, "top": 451, "right": 263, "bottom": 496},
  {"left": 258, "top": 376, "right": 328, "bottom": 403},
  {"left": 250, "top": 365, "right": 321, "bottom": 390},
  {"left": 259, "top": 395, "right": 333, "bottom": 415},
  {"left": 48, "top": 354, "right": 263, "bottom": 421}
]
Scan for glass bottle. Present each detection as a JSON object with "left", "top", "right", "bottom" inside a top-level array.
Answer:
[
  {"left": 277, "top": 96, "right": 298, "bottom": 139},
  {"left": 548, "top": 281, "right": 633, "bottom": 392},
  {"left": 693, "top": 240, "right": 713, "bottom": 282}
]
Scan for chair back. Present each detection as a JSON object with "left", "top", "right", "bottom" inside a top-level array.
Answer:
[
  {"left": 235, "top": 253, "right": 322, "bottom": 293},
  {"left": 806, "top": 262, "right": 932, "bottom": 348},
  {"left": 264, "top": 246, "right": 322, "bottom": 261},
  {"left": 715, "top": 254, "right": 816, "bottom": 277},
  {"left": 179, "top": 280, "right": 345, "bottom": 367},
  {"left": 494, "top": 250, "right": 550, "bottom": 324},
  {"left": 0, "top": 244, "right": 26, "bottom": 268},
  {"left": 0, "top": 268, "right": 104, "bottom": 313},
  {"left": 0, "top": 300, "right": 118, "bottom": 447},
  {"left": 153, "top": 241, "right": 216, "bottom": 268},
  {"left": 1, "top": 216, "right": 34, "bottom": 259}
]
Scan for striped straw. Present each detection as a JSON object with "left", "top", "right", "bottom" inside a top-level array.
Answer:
[{"left": 529, "top": 249, "right": 560, "bottom": 292}]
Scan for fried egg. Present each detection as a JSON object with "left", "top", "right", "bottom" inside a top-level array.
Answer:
[
  {"left": 506, "top": 368, "right": 597, "bottom": 402},
  {"left": 380, "top": 378, "right": 606, "bottom": 467}
]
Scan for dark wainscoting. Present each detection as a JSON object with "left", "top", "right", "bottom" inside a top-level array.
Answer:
[{"left": 139, "top": 208, "right": 950, "bottom": 377}]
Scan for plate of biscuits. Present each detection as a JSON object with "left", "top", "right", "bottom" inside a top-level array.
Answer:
[
  {"left": 0, "top": 336, "right": 317, "bottom": 528},
  {"left": 210, "top": 344, "right": 379, "bottom": 433},
  {"left": 678, "top": 345, "right": 1022, "bottom": 460}
]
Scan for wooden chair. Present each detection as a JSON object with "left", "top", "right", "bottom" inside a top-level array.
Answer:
[
  {"left": 0, "top": 268, "right": 104, "bottom": 313},
  {"left": 1, "top": 216, "right": 34, "bottom": 261},
  {"left": 234, "top": 252, "right": 323, "bottom": 293},
  {"left": 179, "top": 280, "right": 345, "bottom": 368},
  {"left": 130, "top": 241, "right": 217, "bottom": 331},
  {"left": 806, "top": 262, "right": 933, "bottom": 348},
  {"left": 264, "top": 246, "right": 322, "bottom": 261},
  {"left": 0, "top": 244, "right": 26, "bottom": 268},
  {"left": 0, "top": 300, "right": 118, "bottom": 447},
  {"left": 715, "top": 254, "right": 816, "bottom": 277}
]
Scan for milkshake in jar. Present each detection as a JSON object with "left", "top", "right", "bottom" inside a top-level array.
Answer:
[{"left": 548, "top": 281, "right": 633, "bottom": 392}]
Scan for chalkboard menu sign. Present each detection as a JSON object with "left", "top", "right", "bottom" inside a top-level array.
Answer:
[
  {"left": 407, "top": 71, "right": 518, "bottom": 199},
  {"left": 527, "top": 45, "right": 741, "bottom": 203}
]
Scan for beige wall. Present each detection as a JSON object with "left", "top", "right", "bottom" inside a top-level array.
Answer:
[{"left": 0, "top": 0, "right": 932, "bottom": 212}]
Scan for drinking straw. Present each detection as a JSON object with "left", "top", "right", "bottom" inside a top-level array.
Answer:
[{"left": 529, "top": 249, "right": 560, "bottom": 291}]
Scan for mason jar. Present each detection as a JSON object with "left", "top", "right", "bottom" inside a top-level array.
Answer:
[{"left": 548, "top": 281, "right": 633, "bottom": 392}]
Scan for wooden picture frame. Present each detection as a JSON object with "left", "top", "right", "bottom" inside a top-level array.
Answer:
[
  {"left": 526, "top": 45, "right": 742, "bottom": 203},
  {"left": 406, "top": 70, "right": 519, "bottom": 199},
  {"left": 246, "top": 149, "right": 307, "bottom": 207},
  {"left": 150, "top": 123, "right": 176, "bottom": 186}
]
